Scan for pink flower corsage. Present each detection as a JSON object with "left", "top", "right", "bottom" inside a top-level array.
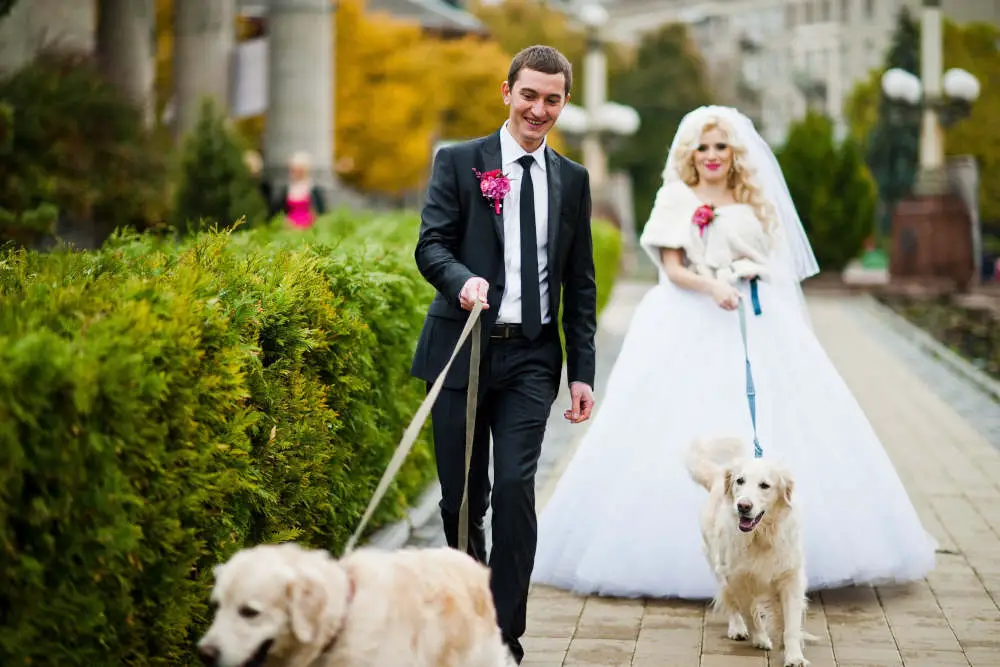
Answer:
[
  {"left": 692, "top": 204, "right": 716, "bottom": 237},
  {"left": 472, "top": 168, "right": 511, "bottom": 214}
]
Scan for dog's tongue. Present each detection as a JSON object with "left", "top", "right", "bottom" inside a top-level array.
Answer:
[{"left": 738, "top": 516, "right": 756, "bottom": 532}]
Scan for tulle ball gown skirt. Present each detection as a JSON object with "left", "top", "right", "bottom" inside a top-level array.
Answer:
[{"left": 531, "top": 278, "right": 936, "bottom": 599}]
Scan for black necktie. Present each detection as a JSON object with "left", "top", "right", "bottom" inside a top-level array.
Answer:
[{"left": 517, "top": 155, "right": 542, "bottom": 340}]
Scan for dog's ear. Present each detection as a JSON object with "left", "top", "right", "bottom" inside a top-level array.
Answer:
[
  {"left": 778, "top": 470, "right": 795, "bottom": 507},
  {"left": 288, "top": 566, "right": 327, "bottom": 644},
  {"left": 723, "top": 466, "right": 736, "bottom": 497}
]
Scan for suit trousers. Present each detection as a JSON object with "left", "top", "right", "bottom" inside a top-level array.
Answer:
[{"left": 428, "top": 324, "right": 561, "bottom": 663}]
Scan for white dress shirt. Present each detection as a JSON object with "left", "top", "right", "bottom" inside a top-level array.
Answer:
[{"left": 497, "top": 121, "right": 551, "bottom": 326}]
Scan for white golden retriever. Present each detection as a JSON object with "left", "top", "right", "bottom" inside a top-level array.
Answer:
[
  {"left": 685, "top": 436, "right": 811, "bottom": 667},
  {"left": 197, "top": 542, "right": 516, "bottom": 667}
]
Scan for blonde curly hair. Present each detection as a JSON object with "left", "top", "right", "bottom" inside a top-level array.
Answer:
[{"left": 672, "top": 116, "right": 776, "bottom": 234}]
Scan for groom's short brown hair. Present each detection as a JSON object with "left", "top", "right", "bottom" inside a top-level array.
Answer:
[{"left": 507, "top": 45, "right": 573, "bottom": 96}]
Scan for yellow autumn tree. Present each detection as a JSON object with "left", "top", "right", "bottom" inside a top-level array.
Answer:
[
  {"left": 937, "top": 21, "right": 1000, "bottom": 222},
  {"left": 432, "top": 33, "right": 584, "bottom": 156},
  {"left": 335, "top": 0, "right": 575, "bottom": 195},
  {"left": 334, "top": 0, "right": 441, "bottom": 195},
  {"left": 430, "top": 32, "right": 583, "bottom": 163},
  {"left": 432, "top": 36, "right": 512, "bottom": 142},
  {"left": 154, "top": 0, "right": 174, "bottom": 122},
  {"left": 469, "top": 0, "right": 631, "bottom": 100},
  {"left": 471, "top": 0, "right": 586, "bottom": 68},
  {"left": 157, "top": 0, "right": 561, "bottom": 196}
]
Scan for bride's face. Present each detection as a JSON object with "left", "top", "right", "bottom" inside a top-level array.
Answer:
[{"left": 692, "top": 127, "right": 733, "bottom": 185}]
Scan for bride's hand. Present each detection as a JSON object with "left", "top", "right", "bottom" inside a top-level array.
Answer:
[{"left": 710, "top": 281, "right": 741, "bottom": 311}]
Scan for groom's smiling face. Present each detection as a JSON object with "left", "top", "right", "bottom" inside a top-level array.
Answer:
[{"left": 502, "top": 68, "right": 568, "bottom": 152}]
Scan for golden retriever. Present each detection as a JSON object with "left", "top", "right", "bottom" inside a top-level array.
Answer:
[
  {"left": 685, "top": 436, "right": 810, "bottom": 667},
  {"left": 197, "top": 542, "right": 516, "bottom": 667}
]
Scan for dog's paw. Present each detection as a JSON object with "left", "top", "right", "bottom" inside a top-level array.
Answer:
[
  {"left": 727, "top": 617, "right": 749, "bottom": 641},
  {"left": 782, "top": 652, "right": 808, "bottom": 667},
  {"left": 751, "top": 632, "right": 773, "bottom": 651}
]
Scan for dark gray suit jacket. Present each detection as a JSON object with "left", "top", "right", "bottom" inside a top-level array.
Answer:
[{"left": 410, "top": 130, "right": 598, "bottom": 390}]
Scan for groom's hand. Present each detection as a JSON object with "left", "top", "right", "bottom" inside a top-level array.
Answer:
[
  {"left": 459, "top": 277, "right": 490, "bottom": 311},
  {"left": 564, "top": 381, "right": 594, "bottom": 423}
]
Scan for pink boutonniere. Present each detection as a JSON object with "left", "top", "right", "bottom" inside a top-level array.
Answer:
[
  {"left": 692, "top": 203, "right": 716, "bottom": 237},
  {"left": 473, "top": 168, "right": 511, "bottom": 214}
]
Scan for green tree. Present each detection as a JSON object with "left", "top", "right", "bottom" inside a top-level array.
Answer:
[
  {"left": 842, "top": 70, "right": 880, "bottom": 147},
  {"left": 0, "top": 51, "right": 167, "bottom": 244},
  {"left": 938, "top": 20, "right": 1000, "bottom": 224},
  {"left": 865, "top": 6, "right": 921, "bottom": 237},
  {"left": 843, "top": 18, "right": 1000, "bottom": 224},
  {"left": 0, "top": 0, "right": 18, "bottom": 19},
  {"left": 778, "top": 112, "right": 877, "bottom": 271},
  {"left": 334, "top": 0, "right": 443, "bottom": 195},
  {"left": 172, "top": 97, "right": 267, "bottom": 234},
  {"left": 609, "top": 23, "right": 714, "bottom": 230}
]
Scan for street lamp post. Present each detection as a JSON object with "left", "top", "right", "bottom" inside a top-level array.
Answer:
[
  {"left": 554, "top": 1, "right": 640, "bottom": 268},
  {"left": 880, "top": 2, "right": 980, "bottom": 195},
  {"left": 555, "top": 98, "right": 640, "bottom": 226},
  {"left": 568, "top": 2, "right": 640, "bottom": 199},
  {"left": 878, "top": 0, "right": 981, "bottom": 288}
]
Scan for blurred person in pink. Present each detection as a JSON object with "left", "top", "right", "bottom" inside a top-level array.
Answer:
[{"left": 277, "top": 151, "right": 326, "bottom": 228}]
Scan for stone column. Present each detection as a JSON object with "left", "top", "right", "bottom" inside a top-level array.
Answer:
[
  {"left": 889, "top": 0, "right": 973, "bottom": 289},
  {"left": 263, "top": 0, "right": 336, "bottom": 199},
  {"left": 174, "top": 0, "right": 236, "bottom": 140},
  {"left": 96, "top": 0, "right": 156, "bottom": 127},
  {"left": 915, "top": 0, "right": 947, "bottom": 195},
  {"left": 0, "top": 0, "right": 96, "bottom": 74}
]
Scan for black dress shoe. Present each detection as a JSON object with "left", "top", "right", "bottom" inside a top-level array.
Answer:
[{"left": 504, "top": 636, "right": 524, "bottom": 664}]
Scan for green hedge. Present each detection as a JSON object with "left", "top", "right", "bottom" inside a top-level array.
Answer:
[
  {"left": 0, "top": 210, "right": 621, "bottom": 666},
  {"left": 592, "top": 217, "right": 623, "bottom": 315}
]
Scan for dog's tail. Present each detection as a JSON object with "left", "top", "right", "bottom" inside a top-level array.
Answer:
[{"left": 685, "top": 437, "right": 745, "bottom": 491}]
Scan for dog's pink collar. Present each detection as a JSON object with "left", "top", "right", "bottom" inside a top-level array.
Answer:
[{"left": 319, "top": 576, "right": 356, "bottom": 658}]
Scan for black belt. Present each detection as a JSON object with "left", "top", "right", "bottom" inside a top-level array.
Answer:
[{"left": 489, "top": 322, "right": 554, "bottom": 340}]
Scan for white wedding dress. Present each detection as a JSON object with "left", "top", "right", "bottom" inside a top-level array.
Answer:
[{"left": 531, "top": 180, "right": 937, "bottom": 599}]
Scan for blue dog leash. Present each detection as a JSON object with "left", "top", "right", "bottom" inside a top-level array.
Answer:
[{"left": 737, "top": 278, "right": 763, "bottom": 459}]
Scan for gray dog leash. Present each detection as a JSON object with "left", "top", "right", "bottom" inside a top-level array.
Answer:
[{"left": 344, "top": 300, "right": 483, "bottom": 555}]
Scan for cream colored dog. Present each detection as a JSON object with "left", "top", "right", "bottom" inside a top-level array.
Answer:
[
  {"left": 685, "top": 436, "right": 811, "bottom": 667},
  {"left": 197, "top": 542, "right": 516, "bottom": 667}
]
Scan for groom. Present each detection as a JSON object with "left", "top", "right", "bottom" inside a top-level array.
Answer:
[{"left": 410, "top": 45, "right": 597, "bottom": 663}]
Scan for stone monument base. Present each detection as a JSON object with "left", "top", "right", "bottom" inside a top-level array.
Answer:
[{"left": 889, "top": 192, "right": 974, "bottom": 291}]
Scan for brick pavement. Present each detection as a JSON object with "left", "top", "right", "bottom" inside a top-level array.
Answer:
[{"left": 522, "top": 288, "right": 1000, "bottom": 667}]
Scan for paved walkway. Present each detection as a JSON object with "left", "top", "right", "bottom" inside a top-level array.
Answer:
[{"left": 410, "top": 280, "right": 1000, "bottom": 667}]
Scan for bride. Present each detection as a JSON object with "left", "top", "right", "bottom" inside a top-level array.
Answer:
[{"left": 531, "top": 105, "right": 937, "bottom": 599}]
